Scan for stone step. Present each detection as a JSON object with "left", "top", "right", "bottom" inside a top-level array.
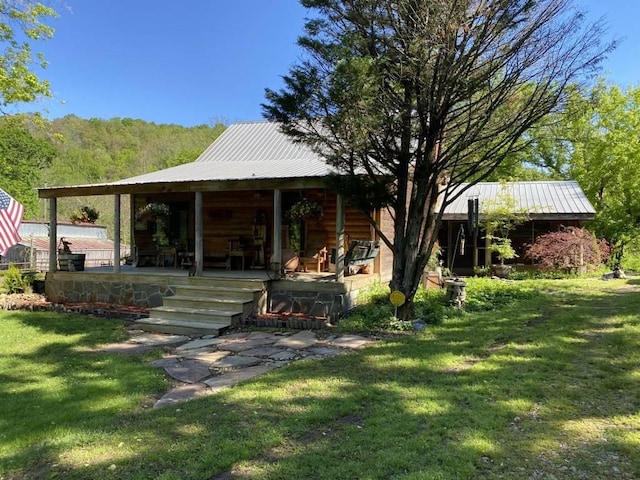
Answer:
[
  {"left": 162, "top": 295, "right": 248, "bottom": 312},
  {"left": 149, "top": 305, "right": 242, "bottom": 324},
  {"left": 163, "top": 295, "right": 254, "bottom": 320},
  {"left": 170, "top": 276, "right": 267, "bottom": 290},
  {"left": 134, "top": 317, "right": 230, "bottom": 336},
  {"left": 173, "top": 285, "right": 260, "bottom": 302}
]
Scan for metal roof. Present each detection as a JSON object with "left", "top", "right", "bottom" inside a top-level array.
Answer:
[
  {"left": 107, "top": 122, "right": 333, "bottom": 186},
  {"left": 443, "top": 181, "right": 596, "bottom": 220}
]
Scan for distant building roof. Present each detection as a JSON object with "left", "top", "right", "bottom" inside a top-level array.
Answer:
[
  {"left": 16, "top": 221, "right": 120, "bottom": 251},
  {"left": 443, "top": 181, "right": 596, "bottom": 220}
]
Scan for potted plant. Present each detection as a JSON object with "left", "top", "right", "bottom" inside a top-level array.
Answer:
[
  {"left": 479, "top": 185, "right": 528, "bottom": 278},
  {"left": 423, "top": 244, "right": 444, "bottom": 289},
  {"left": 284, "top": 198, "right": 323, "bottom": 263},
  {"left": 70, "top": 205, "right": 99, "bottom": 224},
  {"left": 488, "top": 236, "right": 517, "bottom": 277},
  {"left": 286, "top": 198, "right": 323, "bottom": 222},
  {"left": 57, "top": 237, "right": 86, "bottom": 271}
]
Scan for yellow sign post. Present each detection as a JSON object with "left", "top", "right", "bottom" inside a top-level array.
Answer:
[{"left": 389, "top": 290, "right": 406, "bottom": 319}]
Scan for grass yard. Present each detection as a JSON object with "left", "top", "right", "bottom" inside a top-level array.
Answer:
[{"left": 1, "top": 278, "right": 640, "bottom": 479}]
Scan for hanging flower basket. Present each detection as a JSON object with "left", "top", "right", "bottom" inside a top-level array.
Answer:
[
  {"left": 135, "top": 202, "right": 170, "bottom": 222},
  {"left": 286, "top": 198, "right": 323, "bottom": 222}
]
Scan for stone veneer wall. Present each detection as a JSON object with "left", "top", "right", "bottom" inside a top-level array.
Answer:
[
  {"left": 45, "top": 271, "right": 379, "bottom": 320},
  {"left": 45, "top": 272, "right": 174, "bottom": 308},
  {"left": 268, "top": 278, "right": 371, "bottom": 321}
]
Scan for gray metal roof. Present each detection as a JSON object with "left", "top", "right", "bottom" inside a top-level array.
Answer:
[
  {"left": 443, "top": 181, "right": 596, "bottom": 220},
  {"left": 108, "top": 122, "right": 333, "bottom": 186}
]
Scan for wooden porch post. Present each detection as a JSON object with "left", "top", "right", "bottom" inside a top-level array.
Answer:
[
  {"left": 129, "top": 195, "right": 135, "bottom": 263},
  {"left": 272, "top": 189, "right": 282, "bottom": 267},
  {"left": 446, "top": 221, "right": 452, "bottom": 270},
  {"left": 484, "top": 234, "right": 491, "bottom": 267},
  {"left": 335, "top": 193, "right": 345, "bottom": 282},
  {"left": 113, "top": 194, "right": 121, "bottom": 273},
  {"left": 195, "top": 191, "right": 203, "bottom": 276},
  {"left": 48, "top": 197, "right": 57, "bottom": 272}
]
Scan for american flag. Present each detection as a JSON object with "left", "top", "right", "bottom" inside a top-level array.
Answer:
[{"left": 0, "top": 188, "right": 24, "bottom": 256}]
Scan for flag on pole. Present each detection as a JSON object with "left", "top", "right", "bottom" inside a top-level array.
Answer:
[{"left": 0, "top": 187, "right": 24, "bottom": 256}]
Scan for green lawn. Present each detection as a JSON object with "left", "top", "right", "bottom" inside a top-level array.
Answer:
[{"left": 1, "top": 278, "right": 640, "bottom": 479}]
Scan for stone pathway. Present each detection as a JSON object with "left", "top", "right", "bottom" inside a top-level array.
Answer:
[{"left": 99, "top": 330, "right": 376, "bottom": 408}]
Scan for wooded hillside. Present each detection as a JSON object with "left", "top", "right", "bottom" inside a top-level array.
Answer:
[{"left": 5, "top": 114, "right": 225, "bottom": 245}]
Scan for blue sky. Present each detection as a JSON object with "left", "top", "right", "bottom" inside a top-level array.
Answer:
[{"left": 14, "top": 0, "right": 640, "bottom": 127}]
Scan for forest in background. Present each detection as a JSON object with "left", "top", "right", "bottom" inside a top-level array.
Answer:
[{"left": 0, "top": 114, "right": 225, "bottom": 246}]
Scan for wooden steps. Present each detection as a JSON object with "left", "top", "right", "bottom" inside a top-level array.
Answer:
[{"left": 134, "top": 277, "right": 266, "bottom": 336}]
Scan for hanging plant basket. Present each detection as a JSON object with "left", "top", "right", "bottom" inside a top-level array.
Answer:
[
  {"left": 135, "top": 202, "right": 170, "bottom": 222},
  {"left": 286, "top": 198, "right": 323, "bottom": 222}
]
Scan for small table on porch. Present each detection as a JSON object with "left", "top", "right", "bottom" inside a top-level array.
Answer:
[
  {"left": 157, "top": 246, "right": 177, "bottom": 268},
  {"left": 178, "top": 251, "right": 195, "bottom": 269}
]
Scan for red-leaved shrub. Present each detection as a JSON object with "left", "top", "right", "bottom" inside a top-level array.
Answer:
[{"left": 525, "top": 227, "right": 610, "bottom": 272}]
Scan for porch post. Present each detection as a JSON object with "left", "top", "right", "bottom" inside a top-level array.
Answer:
[
  {"left": 484, "top": 234, "right": 491, "bottom": 267},
  {"left": 48, "top": 197, "right": 57, "bottom": 272},
  {"left": 129, "top": 195, "right": 135, "bottom": 262},
  {"left": 335, "top": 193, "right": 345, "bottom": 282},
  {"left": 195, "top": 191, "right": 203, "bottom": 276},
  {"left": 113, "top": 194, "right": 121, "bottom": 273},
  {"left": 272, "top": 189, "right": 282, "bottom": 267},
  {"left": 446, "top": 221, "right": 452, "bottom": 270}
]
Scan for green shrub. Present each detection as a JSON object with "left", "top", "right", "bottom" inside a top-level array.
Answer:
[
  {"left": 463, "top": 277, "right": 539, "bottom": 311},
  {"left": 508, "top": 269, "right": 577, "bottom": 280},
  {"left": 620, "top": 238, "right": 640, "bottom": 272},
  {"left": 1, "top": 265, "right": 31, "bottom": 294},
  {"left": 336, "top": 281, "right": 453, "bottom": 333}
]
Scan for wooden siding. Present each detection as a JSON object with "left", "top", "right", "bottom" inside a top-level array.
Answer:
[{"left": 132, "top": 189, "right": 378, "bottom": 272}]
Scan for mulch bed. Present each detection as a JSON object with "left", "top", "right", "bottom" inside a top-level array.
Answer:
[
  {"left": 0, "top": 293, "right": 149, "bottom": 321},
  {"left": 248, "top": 312, "right": 332, "bottom": 330}
]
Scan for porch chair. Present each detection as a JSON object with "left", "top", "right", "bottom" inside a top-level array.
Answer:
[{"left": 299, "top": 245, "right": 328, "bottom": 273}]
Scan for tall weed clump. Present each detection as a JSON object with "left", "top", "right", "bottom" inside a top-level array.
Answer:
[{"left": 1, "top": 265, "right": 31, "bottom": 294}]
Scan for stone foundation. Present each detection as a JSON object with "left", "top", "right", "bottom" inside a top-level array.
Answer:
[
  {"left": 45, "top": 272, "right": 174, "bottom": 308},
  {"left": 267, "top": 277, "right": 371, "bottom": 322}
]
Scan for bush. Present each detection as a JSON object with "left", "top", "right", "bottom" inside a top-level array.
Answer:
[
  {"left": 336, "top": 277, "right": 542, "bottom": 333},
  {"left": 463, "top": 277, "right": 540, "bottom": 312},
  {"left": 620, "top": 237, "right": 640, "bottom": 273},
  {"left": 1, "top": 265, "right": 31, "bottom": 294},
  {"left": 525, "top": 226, "right": 609, "bottom": 273},
  {"left": 336, "top": 281, "right": 453, "bottom": 333}
]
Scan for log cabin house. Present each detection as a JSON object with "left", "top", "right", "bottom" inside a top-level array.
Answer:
[{"left": 38, "top": 122, "right": 394, "bottom": 333}]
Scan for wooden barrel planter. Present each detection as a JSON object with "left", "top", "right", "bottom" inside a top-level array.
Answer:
[{"left": 58, "top": 253, "right": 86, "bottom": 271}]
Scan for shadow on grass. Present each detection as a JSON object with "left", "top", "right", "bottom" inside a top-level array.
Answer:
[{"left": 3, "top": 279, "right": 640, "bottom": 479}]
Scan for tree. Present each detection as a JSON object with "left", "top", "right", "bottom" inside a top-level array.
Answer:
[
  {"left": 0, "top": 0, "right": 58, "bottom": 110},
  {"left": 525, "top": 226, "right": 609, "bottom": 272},
  {"left": 565, "top": 83, "right": 640, "bottom": 264},
  {"left": 480, "top": 186, "right": 528, "bottom": 270},
  {"left": 0, "top": 115, "right": 57, "bottom": 216},
  {"left": 263, "top": 0, "right": 611, "bottom": 320}
]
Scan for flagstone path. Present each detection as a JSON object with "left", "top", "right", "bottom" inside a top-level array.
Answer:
[{"left": 99, "top": 330, "right": 376, "bottom": 408}]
